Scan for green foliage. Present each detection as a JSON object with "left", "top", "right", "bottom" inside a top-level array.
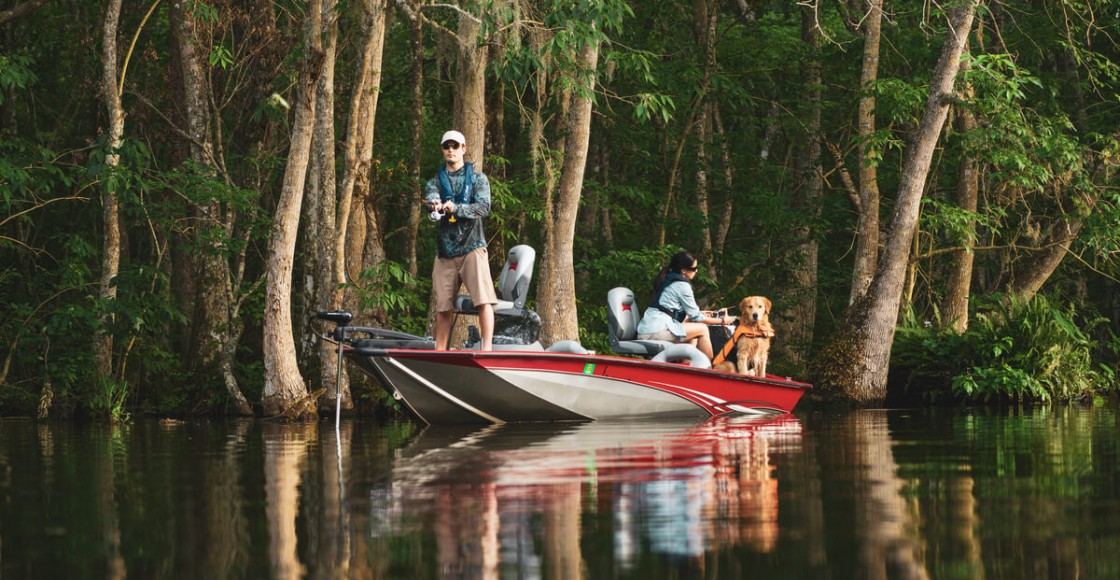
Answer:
[
  {"left": 346, "top": 261, "right": 429, "bottom": 337},
  {"left": 891, "top": 296, "right": 1113, "bottom": 404},
  {"left": 0, "top": 53, "right": 37, "bottom": 106},
  {"left": 85, "top": 375, "right": 130, "bottom": 421}
]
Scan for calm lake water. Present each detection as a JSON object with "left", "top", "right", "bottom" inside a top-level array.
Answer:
[{"left": 2, "top": 406, "right": 1119, "bottom": 579}]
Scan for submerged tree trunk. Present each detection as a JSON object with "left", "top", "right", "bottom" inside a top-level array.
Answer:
[
  {"left": 817, "top": 2, "right": 977, "bottom": 404},
  {"left": 94, "top": 0, "right": 123, "bottom": 381},
  {"left": 169, "top": 0, "right": 251, "bottom": 415},
  {"left": 849, "top": 0, "right": 883, "bottom": 305},
  {"left": 262, "top": 0, "right": 324, "bottom": 418},
  {"left": 538, "top": 37, "right": 599, "bottom": 347},
  {"left": 305, "top": 0, "right": 350, "bottom": 411}
]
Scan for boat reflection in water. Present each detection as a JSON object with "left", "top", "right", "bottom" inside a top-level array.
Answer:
[{"left": 368, "top": 414, "right": 803, "bottom": 576}]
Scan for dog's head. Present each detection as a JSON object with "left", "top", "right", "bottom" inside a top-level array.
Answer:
[{"left": 738, "top": 296, "right": 771, "bottom": 324}]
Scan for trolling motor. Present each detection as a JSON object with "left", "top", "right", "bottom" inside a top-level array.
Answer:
[
  {"left": 317, "top": 310, "right": 354, "bottom": 339},
  {"left": 316, "top": 310, "right": 353, "bottom": 425}
]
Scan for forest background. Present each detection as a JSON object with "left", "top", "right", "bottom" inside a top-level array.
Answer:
[{"left": 2, "top": 0, "right": 1119, "bottom": 420}]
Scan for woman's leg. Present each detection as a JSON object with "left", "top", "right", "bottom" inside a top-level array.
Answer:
[{"left": 682, "top": 322, "right": 713, "bottom": 359}]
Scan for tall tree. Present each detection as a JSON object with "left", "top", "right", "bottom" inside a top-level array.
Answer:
[
  {"left": 941, "top": 35, "right": 978, "bottom": 333},
  {"left": 262, "top": 0, "right": 324, "bottom": 418},
  {"left": 303, "top": 0, "right": 343, "bottom": 409},
  {"left": 94, "top": 0, "right": 123, "bottom": 382},
  {"left": 170, "top": 0, "right": 252, "bottom": 415},
  {"left": 849, "top": 0, "right": 883, "bottom": 305},
  {"left": 452, "top": 1, "right": 487, "bottom": 169},
  {"left": 782, "top": 4, "right": 823, "bottom": 369},
  {"left": 538, "top": 18, "right": 602, "bottom": 346},
  {"left": 817, "top": 2, "right": 978, "bottom": 404}
]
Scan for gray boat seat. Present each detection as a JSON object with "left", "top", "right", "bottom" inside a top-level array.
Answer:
[
  {"left": 454, "top": 245, "right": 541, "bottom": 349},
  {"left": 607, "top": 287, "right": 675, "bottom": 357},
  {"left": 454, "top": 244, "right": 536, "bottom": 316}
]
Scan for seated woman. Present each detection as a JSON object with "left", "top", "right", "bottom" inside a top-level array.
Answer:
[{"left": 635, "top": 251, "right": 733, "bottom": 360}]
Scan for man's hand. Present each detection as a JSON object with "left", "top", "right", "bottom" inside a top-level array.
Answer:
[{"left": 442, "top": 201, "right": 456, "bottom": 214}]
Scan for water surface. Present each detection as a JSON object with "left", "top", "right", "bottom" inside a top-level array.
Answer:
[{"left": 2, "top": 406, "right": 1118, "bottom": 578}]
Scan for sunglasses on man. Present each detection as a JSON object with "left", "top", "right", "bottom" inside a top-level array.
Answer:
[{"left": 441, "top": 141, "right": 462, "bottom": 150}]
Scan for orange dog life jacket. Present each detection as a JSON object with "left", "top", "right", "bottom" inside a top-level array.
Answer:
[{"left": 711, "top": 322, "right": 774, "bottom": 367}]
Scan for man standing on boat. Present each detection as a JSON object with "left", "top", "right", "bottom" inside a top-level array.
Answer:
[{"left": 424, "top": 130, "right": 497, "bottom": 350}]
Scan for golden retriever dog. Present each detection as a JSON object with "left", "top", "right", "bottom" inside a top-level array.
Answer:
[{"left": 713, "top": 296, "right": 774, "bottom": 377}]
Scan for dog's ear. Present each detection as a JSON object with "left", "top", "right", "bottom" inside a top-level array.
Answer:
[
  {"left": 739, "top": 297, "right": 750, "bottom": 313},
  {"left": 764, "top": 297, "right": 772, "bottom": 313}
]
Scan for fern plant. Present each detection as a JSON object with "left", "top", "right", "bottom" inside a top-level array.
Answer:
[{"left": 891, "top": 295, "right": 1112, "bottom": 403}]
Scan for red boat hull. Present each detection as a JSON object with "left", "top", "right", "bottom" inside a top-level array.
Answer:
[{"left": 345, "top": 347, "right": 810, "bottom": 425}]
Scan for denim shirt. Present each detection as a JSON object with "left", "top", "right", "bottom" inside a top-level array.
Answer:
[
  {"left": 423, "top": 165, "right": 491, "bottom": 258},
  {"left": 636, "top": 281, "right": 707, "bottom": 339}
]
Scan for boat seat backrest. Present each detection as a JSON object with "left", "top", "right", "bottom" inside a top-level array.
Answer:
[
  {"left": 497, "top": 245, "right": 535, "bottom": 309},
  {"left": 607, "top": 287, "right": 641, "bottom": 342},
  {"left": 455, "top": 244, "right": 536, "bottom": 314},
  {"left": 607, "top": 287, "right": 674, "bottom": 357}
]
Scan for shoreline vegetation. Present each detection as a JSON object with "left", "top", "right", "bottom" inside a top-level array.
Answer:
[{"left": 1, "top": 1, "right": 1118, "bottom": 420}]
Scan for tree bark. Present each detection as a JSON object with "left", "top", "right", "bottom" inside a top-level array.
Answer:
[
  {"left": 306, "top": 0, "right": 352, "bottom": 412},
  {"left": 262, "top": 0, "right": 324, "bottom": 418},
  {"left": 1005, "top": 220, "right": 1082, "bottom": 302},
  {"left": 783, "top": 5, "right": 823, "bottom": 370},
  {"left": 820, "top": 2, "right": 977, "bottom": 404},
  {"left": 338, "top": 0, "right": 388, "bottom": 287},
  {"left": 454, "top": 3, "right": 487, "bottom": 170},
  {"left": 94, "top": 0, "right": 123, "bottom": 381},
  {"left": 694, "top": 0, "right": 717, "bottom": 274},
  {"left": 849, "top": 0, "right": 883, "bottom": 305},
  {"left": 169, "top": 0, "right": 251, "bottom": 415},
  {"left": 538, "top": 36, "right": 599, "bottom": 347},
  {"left": 405, "top": 0, "right": 425, "bottom": 277},
  {"left": 942, "top": 38, "right": 978, "bottom": 333}
]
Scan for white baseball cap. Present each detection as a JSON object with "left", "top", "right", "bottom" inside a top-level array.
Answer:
[{"left": 440, "top": 130, "right": 466, "bottom": 146}]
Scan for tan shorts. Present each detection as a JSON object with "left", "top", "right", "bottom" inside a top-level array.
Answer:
[{"left": 432, "top": 247, "right": 498, "bottom": 312}]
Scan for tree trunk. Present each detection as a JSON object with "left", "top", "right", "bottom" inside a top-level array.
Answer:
[
  {"left": 1005, "top": 220, "right": 1082, "bottom": 302},
  {"left": 94, "top": 0, "right": 123, "bottom": 381},
  {"left": 849, "top": 0, "right": 883, "bottom": 305},
  {"left": 819, "top": 2, "right": 977, "bottom": 404},
  {"left": 782, "top": 5, "right": 823, "bottom": 370},
  {"left": 338, "top": 0, "right": 388, "bottom": 288},
  {"left": 0, "top": 0, "right": 50, "bottom": 28},
  {"left": 942, "top": 38, "right": 978, "bottom": 333},
  {"left": 712, "top": 104, "right": 734, "bottom": 257},
  {"left": 306, "top": 0, "right": 352, "bottom": 412},
  {"left": 454, "top": 4, "right": 487, "bottom": 170},
  {"left": 262, "top": 0, "right": 324, "bottom": 418},
  {"left": 169, "top": 0, "right": 251, "bottom": 415},
  {"left": 694, "top": 0, "right": 717, "bottom": 274},
  {"left": 405, "top": 1, "right": 424, "bottom": 277},
  {"left": 538, "top": 36, "right": 599, "bottom": 347}
]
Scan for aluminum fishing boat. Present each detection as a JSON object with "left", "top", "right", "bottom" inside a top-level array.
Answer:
[
  {"left": 314, "top": 243, "right": 810, "bottom": 425},
  {"left": 317, "top": 312, "right": 810, "bottom": 425}
]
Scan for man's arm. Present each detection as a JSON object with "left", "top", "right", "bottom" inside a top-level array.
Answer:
[
  {"left": 452, "top": 172, "right": 491, "bottom": 219},
  {"left": 422, "top": 177, "right": 441, "bottom": 208}
]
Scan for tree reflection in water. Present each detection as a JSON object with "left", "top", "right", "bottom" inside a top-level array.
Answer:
[
  {"left": 371, "top": 415, "right": 796, "bottom": 577},
  {"left": 4, "top": 408, "right": 1119, "bottom": 578}
]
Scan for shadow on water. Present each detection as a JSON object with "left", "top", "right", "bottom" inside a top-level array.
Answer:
[{"left": 2, "top": 406, "right": 1119, "bottom": 578}]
